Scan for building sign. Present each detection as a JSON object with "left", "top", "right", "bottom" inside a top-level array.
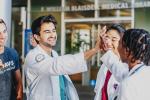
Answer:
[
  {"left": 43, "top": 1, "right": 150, "bottom": 12},
  {"left": 101, "top": 1, "right": 150, "bottom": 10},
  {"left": 101, "top": 2, "right": 129, "bottom": 10},
  {"left": 46, "top": 4, "right": 95, "bottom": 12}
]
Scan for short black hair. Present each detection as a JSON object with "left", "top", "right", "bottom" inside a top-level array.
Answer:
[
  {"left": 31, "top": 14, "right": 57, "bottom": 36},
  {"left": 107, "top": 24, "right": 126, "bottom": 36},
  {"left": 122, "top": 29, "right": 150, "bottom": 65}
]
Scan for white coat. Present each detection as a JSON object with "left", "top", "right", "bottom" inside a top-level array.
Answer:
[
  {"left": 100, "top": 50, "right": 128, "bottom": 82},
  {"left": 101, "top": 50, "right": 150, "bottom": 100},
  {"left": 94, "top": 64, "right": 119, "bottom": 100},
  {"left": 24, "top": 45, "right": 88, "bottom": 100},
  {"left": 118, "top": 63, "right": 150, "bottom": 100}
]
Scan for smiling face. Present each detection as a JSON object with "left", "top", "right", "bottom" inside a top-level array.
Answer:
[
  {"left": 106, "top": 29, "right": 121, "bottom": 50},
  {"left": 34, "top": 22, "right": 57, "bottom": 48},
  {"left": 106, "top": 29, "right": 128, "bottom": 62},
  {"left": 0, "top": 23, "right": 7, "bottom": 47}
]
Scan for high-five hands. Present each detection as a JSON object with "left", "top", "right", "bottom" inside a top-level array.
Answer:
[
  {"left": 98, "top": 25, "right": 120, "bottom": 58},
  {"left": 99, "top": 26, "right": 113, "bottom": 52}
]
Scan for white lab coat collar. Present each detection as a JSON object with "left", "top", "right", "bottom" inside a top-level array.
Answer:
[
  {"left": 36, "top": 45, "right": 52, "bottom": 56},
  {"left": 128, "top": 62, "right": 144, "bottom": 76}
]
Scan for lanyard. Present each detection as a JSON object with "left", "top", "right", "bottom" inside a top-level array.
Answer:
[{"left": 130, "top": 64, "right": 145, "bottom": 76}]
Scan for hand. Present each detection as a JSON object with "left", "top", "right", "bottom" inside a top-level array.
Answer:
[
  {"left": 98, "top": 26, "right": 113, "bottom": 51},
  {"left": 98, "top": 26, "right": 107, "bottom": 50},
  {"left": 0, "top": 59, "right": 4, "bottom": 69},
  {"left": 102, "top": 38, "right": 113, "bottom": 51},
  {"left": 16, "top": 96, "right": 22, "bottom": 100},
  {"left": 16, "top": 88, "right": 23, "bottom": 100}
]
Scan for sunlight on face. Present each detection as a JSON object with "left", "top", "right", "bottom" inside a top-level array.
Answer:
[
  {"left": 36, "top": 22, "right": 57, "bottom": 48},
  {"left": 0, "top": 23, "right": 8, "bottom": 46},
  {"left": 106, "top": 29, "right": 121, "bottom": 50}
]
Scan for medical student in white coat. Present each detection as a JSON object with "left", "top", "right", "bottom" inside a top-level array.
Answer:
[
  {"left": 100, "top": 29, "right": 150, "bottom": 100},
  {"left": 94, "top": 24, "right": 125, "bottom": 100},
  {"left": 24, "top": 15, "right": 100, "bottom": 100}
]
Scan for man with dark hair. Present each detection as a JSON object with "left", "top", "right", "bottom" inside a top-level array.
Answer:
[
  {"left": 100, "top": 28, "right": 150, "bottom": 100},
  {"left": 0, "top": 19, "right": 23, "bottom": 100},
  {"left": 24, "top": 15, "right": 100, "bottom": 100},
  {"left": 117, "top": 29, "right": 150, "bottom": 100}
]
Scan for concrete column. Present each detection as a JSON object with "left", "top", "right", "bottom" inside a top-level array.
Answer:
[
  {"left": 61, "top": 0, "right": 65, "bottom": 55},
  {"left": 0, "top": 0, "right": 12, "bottom": 47}
]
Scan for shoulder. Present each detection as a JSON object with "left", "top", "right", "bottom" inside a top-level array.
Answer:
[
  {"left": 25, "top": 47, "right": 39, "bottom": 60},
  {"left": 25, "top": 46, "right": 45, "bottom": 65},
  {"left": 5, "top": 47, "right": 18, "bottom": 54},
  {"left": 4, "top": 47, "right": 19, "bottom": 58},
  {"left": 122, "top": 66, "right": 150, "bottom": 87},
  {"left": 130, "top": 66, "right": 150, "bottom": 79}
]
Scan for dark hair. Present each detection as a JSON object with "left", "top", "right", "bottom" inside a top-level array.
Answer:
[
  {"left": 122, "top": 29, "right": 150, "bottom": 65},
  {"left": 107, "top": 24, "right": 126, "bottom": 36},
  {"left": 31, "top": 14, "right": 57, "bottom": 36},
  {"left": 0, "top": 19, "right": 7, "bottom": 29}
]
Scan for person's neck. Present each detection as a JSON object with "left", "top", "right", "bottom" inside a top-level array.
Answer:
[
  {"left": 0, "top": 46, "right": 4, "bottom": 54},
  {"left": 128, "top": 60, "right": 141, "bottom": 71},
  {"left": 39, "top": 44, "right": 52, "bottom": 55}
]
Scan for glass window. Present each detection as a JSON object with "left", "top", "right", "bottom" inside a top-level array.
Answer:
[
  {"left": 99, "top": 9, "right": 131, "bottom": 17},
  {"left": 65, "top": 23, "right": 91, "bottom": 53},
  {"left": 31, "top": 0, "right": 61, "bottom": 7},
  {"left": 65, "top": 0, "right": 94, "bottom": 6},
  {"left": 65, "top": 11, "right": 94, "bottom": 19},
  {"left": 65, "top": 0, "right": 94, "bottom": 19}
]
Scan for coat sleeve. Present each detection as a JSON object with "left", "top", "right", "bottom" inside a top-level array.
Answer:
[
  {"left": 100, "top": 50, "right": 129, "bottom": 82},
  {"left": 24, "top": 52, "right": 88, "bottom": 75}
]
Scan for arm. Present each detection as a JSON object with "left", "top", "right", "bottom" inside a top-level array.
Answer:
[
  {"left": 84, "top": 48, "right": 99, "bottom": 60},
  {"left": 100, "top": 50, "right": 129, "bottom": 82},
  {"left": 25, "top": 52, "right": 88, "bottom": 75},
  {"left": 25, "top": 38, "right": 100, "bottom": 75},
  {"left": 84, "top": 36, "right": 100, "bottom": 60},
  {"left": 14, "top": 69, "right": 23, "bottom": 100}
]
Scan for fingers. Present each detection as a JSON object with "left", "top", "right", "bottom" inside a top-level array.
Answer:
[
  {"left": 99, "top": 25, "right": 107, "bottom": 38},
  {"left": 98, "top": 25, "right": 107, "bottom": 50},
  {"left": 100, "top": 36, "right": 114, "bottom": 51}
]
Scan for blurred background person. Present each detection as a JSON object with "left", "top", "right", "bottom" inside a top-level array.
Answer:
[{"left": 0, "top": 19, "right": 23, "bottom": 100}]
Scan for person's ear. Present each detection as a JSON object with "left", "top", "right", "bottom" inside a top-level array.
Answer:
[
  {"left": 33, "top": 34, "right": 40, "bottom": 41},
  {"left": 125, "top": 48, "right": 131, "bottom": 57}
]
